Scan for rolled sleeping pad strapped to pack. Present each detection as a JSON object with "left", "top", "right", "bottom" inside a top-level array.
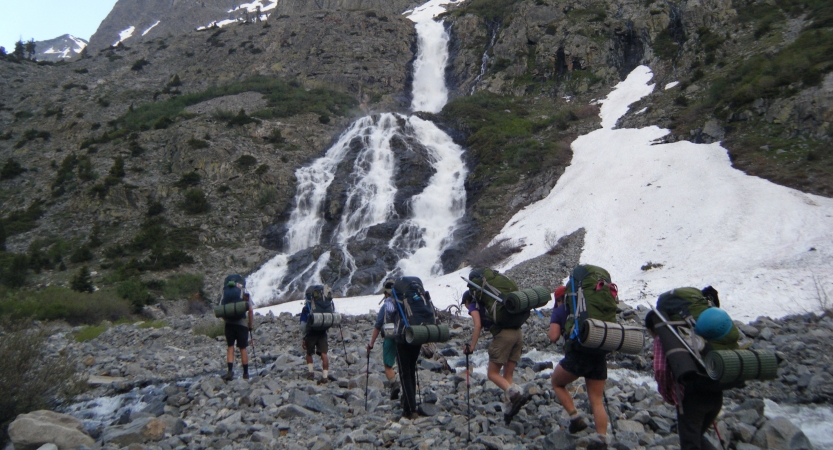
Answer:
[
  {"left": 405, "top": 324, "right": 451, "bottom": 345},
  {"left": 654, "top": 321, "right": 701, "bottom": 382},
  {"left": 214, "top": 301, "right": 248, "bottom": 319},
  {"left": 308, "top": 312, "right": 342, "bottom": 330},
  {"left": 505, "top": 286, "right": 552, "bottom": 314},
  {"left": 579, "top": 319, "right": 645, "bottom": 354},
  {"left": 705, "top": 349, "right": 778, "bottom": 385}
]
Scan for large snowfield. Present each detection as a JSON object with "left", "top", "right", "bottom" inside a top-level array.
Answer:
[{"left": 257, "top": 65, "right": 833, "bottom": 322}]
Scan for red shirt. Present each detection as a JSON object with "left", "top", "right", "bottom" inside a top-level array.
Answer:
[{"left": 653, "top": 338, "right": 682, "bottom": 406}]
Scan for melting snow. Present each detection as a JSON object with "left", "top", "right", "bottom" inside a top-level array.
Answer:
[
  {"left": 142, "top": 20, "right": 161, "bottom": 36},
  {"left": 665, "top": 81, "right": 679, "bottom": 90},
  {"left": 113, "top": 26, "right": 135, "bottom": 46}
]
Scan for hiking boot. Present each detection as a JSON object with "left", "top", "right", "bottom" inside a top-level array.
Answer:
[
  {"left": 400, "top": 412, "right": 419, "bottom": 421},
  {"left": 503, "top": 385, "right": 530, "bottom": 424},
  {"left": 569, "top": 416, "right": 589, "bottom": 434},
  {"left": 242, "top": 373, "right": 249, "bottom": 380},
  {"left": 317, "top": 377, "right": 328, "bottom": 385},
  {"left": 305, "top": 372, "right": 315, "bottom": 381},
  {"left": 390, "top": 381, "right": 401, "bottom": 400},
  {"left": 221, "top": 371, "right": 233, "bottom": 381}
]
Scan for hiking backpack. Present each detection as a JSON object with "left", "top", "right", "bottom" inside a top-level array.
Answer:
[
  {"left": 304, "top": 284, "right": 339, "bottom": 330},
  {"left": 656, "top": 287, "right": 739, "bottom": 353},
  {"left": 564, "top": 265, "right": 620, "bottom": 354},
  {"left": 214, "top": 274, "right": 248, "bottom": 320},
  {"left": 391, "top": 276, "right": 439, "bottom": 343},
  {"left": 467, "top": 268, "right": 528, "bottom": 334}
]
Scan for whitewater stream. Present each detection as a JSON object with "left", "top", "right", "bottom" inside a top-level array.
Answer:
[{"left": 247, "top": 0, "right": 467, "bottom": 304}]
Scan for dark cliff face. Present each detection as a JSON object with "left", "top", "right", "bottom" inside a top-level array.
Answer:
[{"left": 88, "top": 0, "right": 254, "bottom": 52}]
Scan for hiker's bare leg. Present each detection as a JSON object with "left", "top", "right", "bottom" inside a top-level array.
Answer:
[
  {"left": 586, "top": 378, "right": 608, "bottom": 435},
  {"left": 487, "top": 361, "right": 511, "bottom": 391},
  {"left": 226, "top": 346, "right": 234, "bottom": 363},
  {"left": 502, "top": 360, "right": 517, "bottom": 386},
  {"left": 321, "top": 353, "right": 329, "bottom": 371},
  {"left": 384, "top": 365, "right": 395, "bottom": 380},
  {"left": 552, "top": 364, "right": 580, "bottom": 413},
  {"left": 240, "top": 348, "right": 249, "bottom": 365},
  {"left": 306, "top": 354, "right": 313, "bottom": 365}
]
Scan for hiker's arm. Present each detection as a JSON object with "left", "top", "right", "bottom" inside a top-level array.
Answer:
[
  {"left": 468, "top": 309, "right": 482, "bottom": 351},
  {"left": 247, "top": 298, "right": 254, "bottom": 330},
  {"left": 548, "top": 323, "right": 562, "bottom": 343},
  {"left": 368, "top": 328, "right": 380, "bottom": 350}
]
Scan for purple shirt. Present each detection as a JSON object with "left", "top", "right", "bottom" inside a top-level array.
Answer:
[
  {"left": 467, "top": 300, "right": 494, "bottom": 329},
  {"left": 550, "top": 304, "right": 568, "bottom": 329}
]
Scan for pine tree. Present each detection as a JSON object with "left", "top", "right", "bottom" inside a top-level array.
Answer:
[
  {"left": 13, "top": 40, "right": 24, "bottom": 59},
  {"left": 70, "top": 265, "right": 94, "bottom": 293},
  {"left": 109, "top": 156, "right": 125, "bottom": 178},
  {"left": 24, "top": 39, "right": 35, "bottom": 60}
]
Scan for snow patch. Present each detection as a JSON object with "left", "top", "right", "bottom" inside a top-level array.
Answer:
[
  {"left": 664, "top": 81, "right": 680, "bottom": 90},
  {"left": 142, "top": 21, "right": 161, "bottom": 36},
  {"left": 113, "top": 26, "right": 135, "bottom": 46}
]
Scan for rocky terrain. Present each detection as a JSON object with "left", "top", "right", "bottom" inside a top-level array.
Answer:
[{"left": 9, "top": 295, "right": 828, "bottom": 449}]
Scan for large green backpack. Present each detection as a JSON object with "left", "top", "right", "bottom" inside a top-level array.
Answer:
[
  {"left": 564, "top": 265, "right": 619, "bottom": 353},
  {"left": 468, "top": 268, "right": 528, "bottom": 334},
  {"left": 656, "top": 287, "right": 739, "bottom": 351}
]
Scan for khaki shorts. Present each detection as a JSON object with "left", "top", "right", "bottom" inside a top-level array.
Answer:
[
  {"left": 305, "top": 331, "right": 328, "bottom": 356},
  {"left": 488, "top": 328, "right": 523, "bottom": 365}
]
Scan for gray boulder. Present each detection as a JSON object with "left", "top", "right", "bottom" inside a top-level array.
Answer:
[
  {"left": 751, "top": 417, "right": 813, "bottom": 450},
  {"left": 7, "top": 410, "right": 95, "bottom": 450}
]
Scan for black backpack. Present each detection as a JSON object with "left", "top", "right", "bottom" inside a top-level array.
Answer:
[
  {"left": 305, "top": 285, "right": 334, "bottom": 313},
  {"left": 220, "top": 274, "right": 247, "bottom": 320},
  {"left": 391, "top": 276, "right": 437, "bottom": 342}
]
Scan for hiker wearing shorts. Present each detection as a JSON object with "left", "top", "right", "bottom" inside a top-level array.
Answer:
[
  {"left": 300, "top": 303, "right": 329, "bottom": 384},
  {"left": 366, "top": 279, "right": 401, "bottom": 400},
  {"left": 462, "top": 290, "right": 528, "bottom": 423},
  {"left": 223, "top": 292, "right": 254, "bottom": 381},
  {"left": 549, "top": 284, "right": 609, "bottom": 437}
]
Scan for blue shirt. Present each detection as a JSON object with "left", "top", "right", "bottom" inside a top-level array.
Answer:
[
  {"left": 550, "top": 304, "right": 568, "bottom": 329},
  {"left": 374, "top": 296, "right": 396, "bottom": 330},
  {"left": 467, "top": 299, "right": 494, "bottom": 329}
]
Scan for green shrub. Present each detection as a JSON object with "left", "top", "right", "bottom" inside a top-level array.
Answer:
[
  {"left": 70, "top": 265, "right": 94, "bottom": 293},
  {"left": 0, "top": 321, "right": 87, "bottom": 441},
  {"left": 117, "top": 279, "right": 155, "bottom": 311},
  {"left": 1, "top": 201, "right": 44, "bottom": 238},
  {"left": 0, "top": 253, "right": 29, "bottom": 288},
  {"left": 1, "top": 159, "right": 26, "bottom": 180},
  {"left": 180, "top": 189, "right": 210, "bottom": 214},
  {"left": 162, "top": 273, "right": 204, "bottom": 300},
  {"left": 69, "top": 246, "right": 93, "bottom": 263},
  {"left": 187, "top": 137, "right": 209, "bottom": 149},
  {"left": 174, "top": 171, "right": 201, "bottom": 188},
  {"left": 236, "top": 155, "right": 258, "bottom": 169},
  {"left": 318, "top": 113, "right": 330, "bottom": 124},
  {"left": 0, "top": 286, "right": 131, "bottom": 324},
  {"left": 255, "top": 164, "right": 269, "bottom": 175},
  {"left": 193, "top": 320, "right": 225, "bottom": 338},
  {"left": 146, "top": 201, "right": 164, "bottom": 217},
  {"left": 257, "top": 187, "right": 279, "bottom": 206},
  {"left": 226, "top": 109, "right": 260, "bottom": 127},
  {"left": 131, "top": 58, "right": 149, "bottom": 71},
  {"left": 75, "top": 324, "right": 108, "bottom": 342}
]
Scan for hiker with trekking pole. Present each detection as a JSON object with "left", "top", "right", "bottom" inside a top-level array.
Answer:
[
  {"left": 213, "top": 275, "right": 254, "bottom": 381},
  {"left": 300, "top": 285, "right": 341, "bottom": 384},
  {"left": 366, "top": 279, "right": 401, "bottom": 401}
]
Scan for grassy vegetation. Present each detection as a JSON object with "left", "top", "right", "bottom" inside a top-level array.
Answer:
[
  {"left": 193, "top": 320, "right": 225, "bottom": 339},
  {"left": 117, "top": 75, "right": 357, "bottom": 131},
  {"left": 0, "top": 321, "right": 86, "bottom": 442},
  {"left": 446, "top": 0, "right": 523, "bottom": 23},
  {"left": 0, "top": 286, "right": 132, "bottom": 325},
  {"left": 440, "top": 92, "right": 577, "bottom": 185},
  {"left": 74, "top": 324, "right": 108, "bottom": 342}
]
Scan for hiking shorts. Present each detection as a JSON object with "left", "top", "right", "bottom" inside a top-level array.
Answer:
[
  {"left": 225, "top": 323, "right": 249, "bottom": 349},
  {"left": 305, "top": 331, "right": 328, "bottom": 356},
  {"left": 488, "top": 328, "right": 523, "bottom": 365},
  {"left": 382, "top": 338, "right": 397, "bottom": 368},
  {"left": 558, "top": 350, "right": 608, "bottom": 381}
]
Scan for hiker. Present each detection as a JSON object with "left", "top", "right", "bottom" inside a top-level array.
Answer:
[
  {"left": 646, "top": 286, "right": 739, "bottom": 450},
  {"left": 366, "top": 279, "right": 401, "bottom": 400},
  {"left": 551, "top": 265, "right": 615, "bottom": 439},
  {"left": 461, "top": 284, "right": 529, "bottom": 424},
  {"left": 300, "top": 285, "right": 335, "bottom": 384},
  {"left": 547, "top": 285, "right": 567, "bottom": 343},
  {"left": 389, "top": 276, "right": 443, "bottom": 420},
  {"left": 218, "top": 275, "right": 254, "bottom": 381}
]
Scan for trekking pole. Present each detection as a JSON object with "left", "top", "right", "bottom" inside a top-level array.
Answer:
[
  {"left": 713, "top": 421, "right": 727, "bottom": 450},
  {"left": 339, "top": 324, "right": 352, "bottom": 366},
  {"left": 465, "top": 344, "right": 471, "bottom": 443},
  {"left": 603, "top": 390, "right": 617, "bottom": 441},
  {"left": 249, "top": 329, "right": 260, "bottom": 376},
  {"left": 364, "top": 348, "right": 370, "bottom": 411}
]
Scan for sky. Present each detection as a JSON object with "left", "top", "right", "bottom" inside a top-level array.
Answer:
[
  {"left": 0, "top": 0, "right": 118, "bottom": 50},
  {"left": 256, "top": 65, "right": 833, "bottom": 323}
]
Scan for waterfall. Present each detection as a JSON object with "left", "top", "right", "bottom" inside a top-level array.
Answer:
[
  {"left": 248, "top": 0, "right": 465, "bottom": 304},
  {"left": 470, "top": 26, "right": 499, "bottom": 95}
]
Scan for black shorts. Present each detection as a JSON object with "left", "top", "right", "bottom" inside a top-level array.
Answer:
[
  {"left": 225, "top": 323, "right": 249, "bottom": 348},
  {"left": 558, "top": 350, "right": 608, "bottom": 381}
]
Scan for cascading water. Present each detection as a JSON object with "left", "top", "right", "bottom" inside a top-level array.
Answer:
[
  {"left": 247, "top": 0, "right": 466, "bottom": 304},
  {"left": 470, "top": 26, "right": 499, "bottom": 95}
]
